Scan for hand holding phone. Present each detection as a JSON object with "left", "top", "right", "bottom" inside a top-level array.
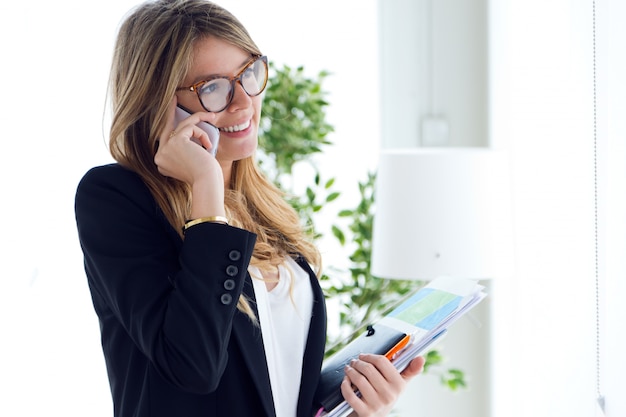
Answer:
[{"left": 174, "top": 105, "right": 220, "bottom": 156}]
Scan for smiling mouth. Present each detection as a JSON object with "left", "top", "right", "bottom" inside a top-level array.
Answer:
[{"left": 220, "top": 119, "right": 251, "bottom": 133}]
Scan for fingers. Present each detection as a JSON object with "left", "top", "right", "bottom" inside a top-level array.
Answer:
[
  {"left": 191, "top": 125, "right": 214, "bottom": 152},
  {"left": 162, "top": 98, "right": 215, "bottom": 150},
  {"left": 345, "top": 361, "right": 394, "bottom": 406},
  {"left": 172, "top": 124, "right": 212, "bottom": 150},
  {"left": 155, "top": 117, "right": 217, "bottom": 184},
  {"left": 342, "top": 354, "right": 406, "bottom": 416},
  {"left": 357, "top": 354, "right": 404, "bottom": 384},
  {"left": 400, "top": 356, "right": 426, "bottom": 381},
  {"left": 341, "top": 355, "right": 426, "bottom": 416}
]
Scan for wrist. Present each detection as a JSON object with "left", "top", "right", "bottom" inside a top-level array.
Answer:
[
  {"left": 182, "top": 216, "right": 229, "bottom": 234},
  {"left": 190, "top": 179, "right": 225, "bottom": 220}
]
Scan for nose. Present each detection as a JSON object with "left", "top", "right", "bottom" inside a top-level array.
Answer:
[{"left": 226, "top": 80, "right": 252, "bottom": 111}]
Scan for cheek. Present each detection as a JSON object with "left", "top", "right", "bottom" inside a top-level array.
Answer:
[
  {"left": 175, "top": 93, "right": 203, "bottom": 114},
  {"left": 253, "top": 96, "right": 263, "bottom": 121}
]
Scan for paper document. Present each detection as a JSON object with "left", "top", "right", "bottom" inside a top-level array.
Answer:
[{"left": 314, "top": 276, "right": 487, "bottom": 417}]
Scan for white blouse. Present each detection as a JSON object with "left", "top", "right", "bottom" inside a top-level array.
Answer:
[{"left": 249, "top": 257, "right": 314, "bottom": 417}]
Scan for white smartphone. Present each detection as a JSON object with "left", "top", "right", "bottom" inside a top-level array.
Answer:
[{"left": 174, "top": 105, "right": 220, "bottom": 156}]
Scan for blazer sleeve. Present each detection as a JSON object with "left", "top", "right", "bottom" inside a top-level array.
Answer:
[{"left": 75, "top": 164, "right": 257, "bottom": 394}]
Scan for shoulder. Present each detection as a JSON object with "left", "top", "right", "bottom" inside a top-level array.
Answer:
[
  {"left": 75, "top": 163, "right": 178, "bottom": 257},
  {"left": 76, "top": 163, "right": 153, "bottom": 205},
  {"left": 75, "top": 163, "right": 162, "bottom": 228},
  {"left": 78, "top": 163, "right": 145, "bottom": 192}
]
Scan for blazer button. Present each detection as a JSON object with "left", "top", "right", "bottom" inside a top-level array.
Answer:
[
  {"left": 220, "top": 293, "right": 233, "bottom": 305},
  {"left": 228, "top": 250, "right": 241, "bottom": 261},
  {"left": 226, "top": 265, "right": 238, "bottom": 276},
  {"left": 224, "top": 279, "right": 236, "bottom": 291}
]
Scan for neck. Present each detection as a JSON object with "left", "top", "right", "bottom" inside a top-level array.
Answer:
[{"left": 219, "top": 159, "right": 233, "bottom": 189}]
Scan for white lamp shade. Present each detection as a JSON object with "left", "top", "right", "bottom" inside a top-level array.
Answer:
[{"left": 371, "top": 148, "right": 511, "bottom": 280}]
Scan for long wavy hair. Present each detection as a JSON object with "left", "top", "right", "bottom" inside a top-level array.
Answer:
[{"left": 108, "top": 0, "right": 321, "bottom": 318}]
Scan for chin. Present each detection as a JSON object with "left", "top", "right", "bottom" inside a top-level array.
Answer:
[{"left": 217, "top": 139, "right": 258, "bottom": 163}]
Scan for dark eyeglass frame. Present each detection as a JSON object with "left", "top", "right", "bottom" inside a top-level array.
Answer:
[{"left": 176, "top": 55, "right": 268, "bottom": 113}]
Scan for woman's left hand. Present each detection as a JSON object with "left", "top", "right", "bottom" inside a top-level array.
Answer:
[{"left": 341, "top": 354, "right": 426, "bottom": 417}]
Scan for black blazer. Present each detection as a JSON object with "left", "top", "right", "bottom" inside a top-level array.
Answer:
[{"left": 75, "top": 164, "right": 327, "bottom": 417}]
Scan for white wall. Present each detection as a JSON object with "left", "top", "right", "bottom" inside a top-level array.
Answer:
[
  {"left": 489, "top": 1, "right": 619, "bottom": 416},
  {"left": 379, "top": 1, "right": 492, "bottom": 416},
  {"left": 491, "top": 0, "right": 624, "bottom": 416},
  {"left": 378, "top": 0, "right": 488, "bottom": 148},
  {"left": 604, "top": 0, "right": 626, "bottom": 415},
  {"left": 382, "top": 0, "right": 624, "bottom": 417}
]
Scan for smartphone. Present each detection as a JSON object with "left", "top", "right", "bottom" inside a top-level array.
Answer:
[{"left": 174, "top": 105, "right": 220, "bottom": 156}]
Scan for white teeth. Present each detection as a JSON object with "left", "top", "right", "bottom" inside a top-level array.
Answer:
[{"left": 221, "top": 120, "right": 251, "bottom": 133}]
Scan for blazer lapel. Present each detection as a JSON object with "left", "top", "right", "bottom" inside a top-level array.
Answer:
[
  {"left": 231, "top": 257, "right": 327, "bottom": 417},
  {"left": 231, "top": 273, "right": 276, "bottom": 417},
  {"left": 296, "top": 257, "right": 327, "bottom": 417}
]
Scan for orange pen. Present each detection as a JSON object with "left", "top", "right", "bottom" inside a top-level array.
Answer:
[{"left": 385, "top": 334, "right": 411, "bottom": 361}]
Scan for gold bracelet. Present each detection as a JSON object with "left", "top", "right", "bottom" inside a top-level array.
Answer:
[{"left": 183, "top": 216, "right": 229, "bottom": 233}]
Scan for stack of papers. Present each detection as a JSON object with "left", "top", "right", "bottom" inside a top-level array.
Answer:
[{"left": 315, "top": 276, "right": 487, "bottom": 417}]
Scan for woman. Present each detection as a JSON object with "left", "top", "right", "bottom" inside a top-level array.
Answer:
[{"left": 74, "top": 1, "right": 424, "bottom": 416}]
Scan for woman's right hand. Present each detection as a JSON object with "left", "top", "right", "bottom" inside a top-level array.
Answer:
[
  {"left": 155, "top": 98, "right": 226, "bottom": 218},
  {"left": 155, "top": 98, "right": 221, "bottom": 185}
]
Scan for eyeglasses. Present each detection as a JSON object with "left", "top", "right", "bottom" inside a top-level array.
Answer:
[{"left": 176, "top": 55, "right": 268, "bottom": 113}]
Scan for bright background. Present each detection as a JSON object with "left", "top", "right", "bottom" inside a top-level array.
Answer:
[
  {"left": 0, "top": 1, "right": 624, "bottom": 417},
  {"left": 0, "top": 1, "right": 380, "bottom": 415}
]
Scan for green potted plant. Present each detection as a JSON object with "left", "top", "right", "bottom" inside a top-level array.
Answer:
[{"left": 258, "top": 62, "right": 466, "bottom": 390}]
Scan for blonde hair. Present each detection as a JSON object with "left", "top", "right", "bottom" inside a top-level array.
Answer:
[{"left": 108, "top": 0, "right": 321, "bottom": 318}]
